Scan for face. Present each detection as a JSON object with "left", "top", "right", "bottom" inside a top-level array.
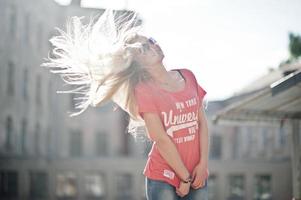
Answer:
[{"left": 129, "top": 35, "right": 164, "bottom": 68}]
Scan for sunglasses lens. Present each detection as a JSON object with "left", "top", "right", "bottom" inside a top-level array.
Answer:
[{"left": 149, "top": 37, "right": 156, "bottom": 44}]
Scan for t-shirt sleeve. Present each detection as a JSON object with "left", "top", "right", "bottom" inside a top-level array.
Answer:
[
  {"left": 134, "top": 84, "right": 158, "bottom": 118},
  {"left": 185, "top": 68, "right": 207, "bottom": 102},
  {"left": 197, "top": 83, "right": 207, "bottom": 102}
]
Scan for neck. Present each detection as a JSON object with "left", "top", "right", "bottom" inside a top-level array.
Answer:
[{"left": 146, "top": 62, "right": 170, "bottom": 83}]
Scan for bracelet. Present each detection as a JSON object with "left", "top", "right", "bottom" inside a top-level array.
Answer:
[{"left": 181, "top": 175, "right": 193, "bottom": 184}]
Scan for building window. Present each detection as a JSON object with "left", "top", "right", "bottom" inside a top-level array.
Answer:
[
  {"left": 227, "top": 174, "right": 245, "bottom": 200},
  {"left": 9, "top": 6, "right": 17, "bottom": 39},
  {"left": 69, "top": 129, "right": 82, "bottom": 157},
  {"left": 115, "top": 173, "right": 133, "bottom": 200},
  {"left": 253, "top": 174, "right": 272, "bottom": 200},
  {"left": 210, "top": 134, "right": 222, "bottom": 159},
  {"left": 24, "top": 13, "right": 30, "bottom": 45},
  {"left": 21, "top": 118, "right": 27, "bottom": 155},
  {"left": 48, "top": 80, "right": 53, "bottom": 110},
  {"left": 84, "top": 173, "right": 106, "bottom": 198},
  {"left": 37, "top": 23, "right": 43, "bottom": 51},
  {"left": 5, "top": 116, "right": 13, "bottom": 151},
  {"left": 208, "top": 174, "right": 218, "bottom": 200},
  {"left": 56, "top": 172, "right": 78, "bottom": 198},
  {"left": 95, "top": 132, "right": 108, "bottom": 156},
  {"left": 232, "top": 128, "right": 241, "bottom": 160},
  {"left": 0, "top": 170, "right": 18, "bottom": 198},
  {"left": 34, "top": 123, "right": 41, "bottom": 156},
  {"left": 7, "top": 62, "right": 15, "bottom": 96},
  {"left": 139, "top": 175, "right": 146, "bottom": 200},
  {"left": 275, "top": 123, "right": 286, "bottom": 148},
  {"left": 29, "top": 171, "right": 48, "bottom": 198},
  {"left": 70, "top": 93, "right": 76, "bottom": 110},
  {"left": 22, "top": 68, "right": 29, "bottom": 101},
  {"left": 36, "top": 74, "right": 41, "bottom": 106},
  {"left": 46, "top": 127, "right": 52, "bottom": 158}
]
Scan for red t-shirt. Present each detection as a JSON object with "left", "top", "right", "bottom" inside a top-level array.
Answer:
[{"left": 134, "top": 68, "right": 209, "bottom": 188}]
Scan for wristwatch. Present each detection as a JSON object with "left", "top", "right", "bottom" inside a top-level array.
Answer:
[{"left": 182, "top": 175, "right": 193, "bottom": 184}]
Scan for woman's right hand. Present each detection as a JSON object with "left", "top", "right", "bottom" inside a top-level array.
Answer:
[{"left": 176, "top": 181, "right": 191, "bottom": 197}]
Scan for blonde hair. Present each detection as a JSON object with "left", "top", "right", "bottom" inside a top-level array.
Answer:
[{"left": 41, "top": 9, "right": 154, "bottom": 138}]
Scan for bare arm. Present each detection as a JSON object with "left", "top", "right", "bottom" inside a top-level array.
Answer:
[
  {"left": 143, "top": 112, "right": 190, "bottom": 181},
  {"left": 198, "top": 103, "right": 209, "bottom": 165}
]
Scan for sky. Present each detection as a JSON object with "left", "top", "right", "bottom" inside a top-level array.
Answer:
[{"left": 54, "top": 0, "right": 301, "bottom": 101}]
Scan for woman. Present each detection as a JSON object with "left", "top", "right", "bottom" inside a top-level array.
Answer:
[
  {"left": 132, "top": 35, "right": 209, "bottom": 200},
  {"left": 42, "top": 10, "right": 209, "bottom": 199}
]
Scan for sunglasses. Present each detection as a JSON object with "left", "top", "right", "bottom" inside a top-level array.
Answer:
[{"left": 140, "top": 37, "right": 157, "bottom": 54}]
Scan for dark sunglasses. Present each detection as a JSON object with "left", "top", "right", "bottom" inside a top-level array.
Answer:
[{"left": 140, "top": 37, "right": 157, "bottom": 53}]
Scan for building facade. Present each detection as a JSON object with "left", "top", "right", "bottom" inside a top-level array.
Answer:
[
  {"left": 0, "top": 0, "right": 295, "bottom": 199},
  {"left": 0, "top": 0, "right": 149, "bottom": 200}
]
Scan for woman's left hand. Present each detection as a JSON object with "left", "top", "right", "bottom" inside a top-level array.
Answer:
[{"left": 191, "top": 162, "right": 209, "bottom": 189}]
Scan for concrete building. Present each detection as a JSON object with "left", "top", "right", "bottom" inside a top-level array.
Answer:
[
  {"left": 207, "top": 64, "right": 300, "bottom": 200},
  {"left": 0, "top": 0, "right": 149, "bottom": 200},
  {"left": 0, "top": 0, "right": 297, "bottom": 200}
]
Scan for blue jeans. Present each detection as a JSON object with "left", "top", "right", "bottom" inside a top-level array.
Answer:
[{"left": 145, "top": 177, "right": 208, "bottom": 200}]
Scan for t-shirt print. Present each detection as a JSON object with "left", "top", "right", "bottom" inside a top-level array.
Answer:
[{"left": 134, "top": 68, "right": 209, "bottom": 188}]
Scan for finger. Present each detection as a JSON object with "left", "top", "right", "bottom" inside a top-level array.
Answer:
[
  {"left": 195, "top": 180, "right": 205, "bottom": 189},
  {"left": 192, "top": 179, "right": 204, "bottom": 188},
  {"left": 176, "top": 189, "right": 182, "bottom": 197},
  {"left": 192, "top": 170, "right": 196, "bottom": 180},
  {"left": 192, "top": 177, "right": 201, "bottom": 186}
]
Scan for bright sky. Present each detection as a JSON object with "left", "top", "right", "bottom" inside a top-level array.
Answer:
[{"left": 55, "top": 0, "right": 301, "bottom": 101}]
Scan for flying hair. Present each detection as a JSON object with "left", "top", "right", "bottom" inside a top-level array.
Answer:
[{"left": 41, "top": 9, "right": 150, "bottom": 139}]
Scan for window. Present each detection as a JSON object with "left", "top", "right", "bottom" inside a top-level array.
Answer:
[
  {"left": 29, "top": 171, "right": 48, "bottom": 198},
  {"left": 48, "top": 80, "right": 53, "bottom": 110},
  {"left": 9, "top": 6, "right": 17, "bottom": 39},
  {"left": 55, "top": 172, "right": 78, "bottom": 198},
  {"left": 139, "top": 175, "right": 146, "bottom": 200},
  {"left": 21, "top": 118, "right": 27, "bottom": 155},
  {"left": 22, "top": 68, "right": 29, "bottom": 101},
  {"left": 84, "top": 173, "right": 106, "bottom": 198},
  {"left": 232, "top": 128, "right": 241, "bottom": 159},
  {"left": 7, "top": 62, "right": 15, "bottom": 96},
  {"left": 37, "top": 23, "right": 43, "bottom": 50},
  {"left": 253, "top": 174, "right": 272, "bottom": 200},
  {"left": 115, "top": 173, "right": 133, "bottom": 200},
  {"left": 5, "top": 116, "right": 13, "bottom": 151},
  {"left": 208, "top": 174, "right": 218, "bottom": 200},
  {"left": 210, "top": 134, "right": 222, "bottom": 159},
  {"left": 95, "top": 132, "right": 108, "bottom": 156},
  {"left": 69, "top": 129, "right": 82, "bottom": 157},
  {"left": 227, "top": 174, "right": 245, "bottom": 200},
  {"left": 275, "top": 123, "right": 286, "bottom": 148},
  {"left": 0, "top": 170, "right": 18, "bottom": 198},
  {"left": 24, "top": 13, "right": 30, "bottom": 45},
  {"left": 46, "top": 127, "right": 52, "bottom": 158},
  {"left": 70, "top": 93, "right": 76, "bottom": 110},
  {"left": 34, "top": 123, "right": 41, "bottom": 156},
  {"left": 36, "top": 74, "right": 41, "bottom": 106}
]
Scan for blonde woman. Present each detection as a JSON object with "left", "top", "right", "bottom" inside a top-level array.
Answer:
[{"left": 42, "top": 10, "right": 209, "bottom": 199}]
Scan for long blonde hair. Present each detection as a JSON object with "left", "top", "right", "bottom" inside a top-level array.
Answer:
[{"left": 41, "top": 9, "right": 153, "bottom": 137}]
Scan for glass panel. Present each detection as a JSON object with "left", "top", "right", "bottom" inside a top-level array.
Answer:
[
  {"left": 208, "top": 174, "right": 218, "bottom": 200},
  {"left": 84, "top": 173, "right": 106, "bottom": 198},
  {"left": 210, "top": 134, "right": 222, "bottom": 159},
  {"left": 115, "top": 173, "right": 133, "bottom": 200},
  {"left": 227, "top": 174, "right": 245, "bottom": 200},
  {"left": 0, "top": 170, "right": 18, "bottom": 198},
  {"left": 253, "top": 174, "right": 272, "bottom": 200},
  {"left": 55, "top": 172, "right": 78, "bottom": 198},
  {"left": 95, "top": 132, "right": 108, "bottom": 156},
  {"left": 21, "top": 118, "right": 27, "bottom": 154},
  {"left": 7, "top": 62, "right": 15, "bottom": 96},
  {"left": 69, "top": 130, "right": 82, "bottom": 157},
  {"left": 29, "top": 171, "right": 48, "bottom": 198}
]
